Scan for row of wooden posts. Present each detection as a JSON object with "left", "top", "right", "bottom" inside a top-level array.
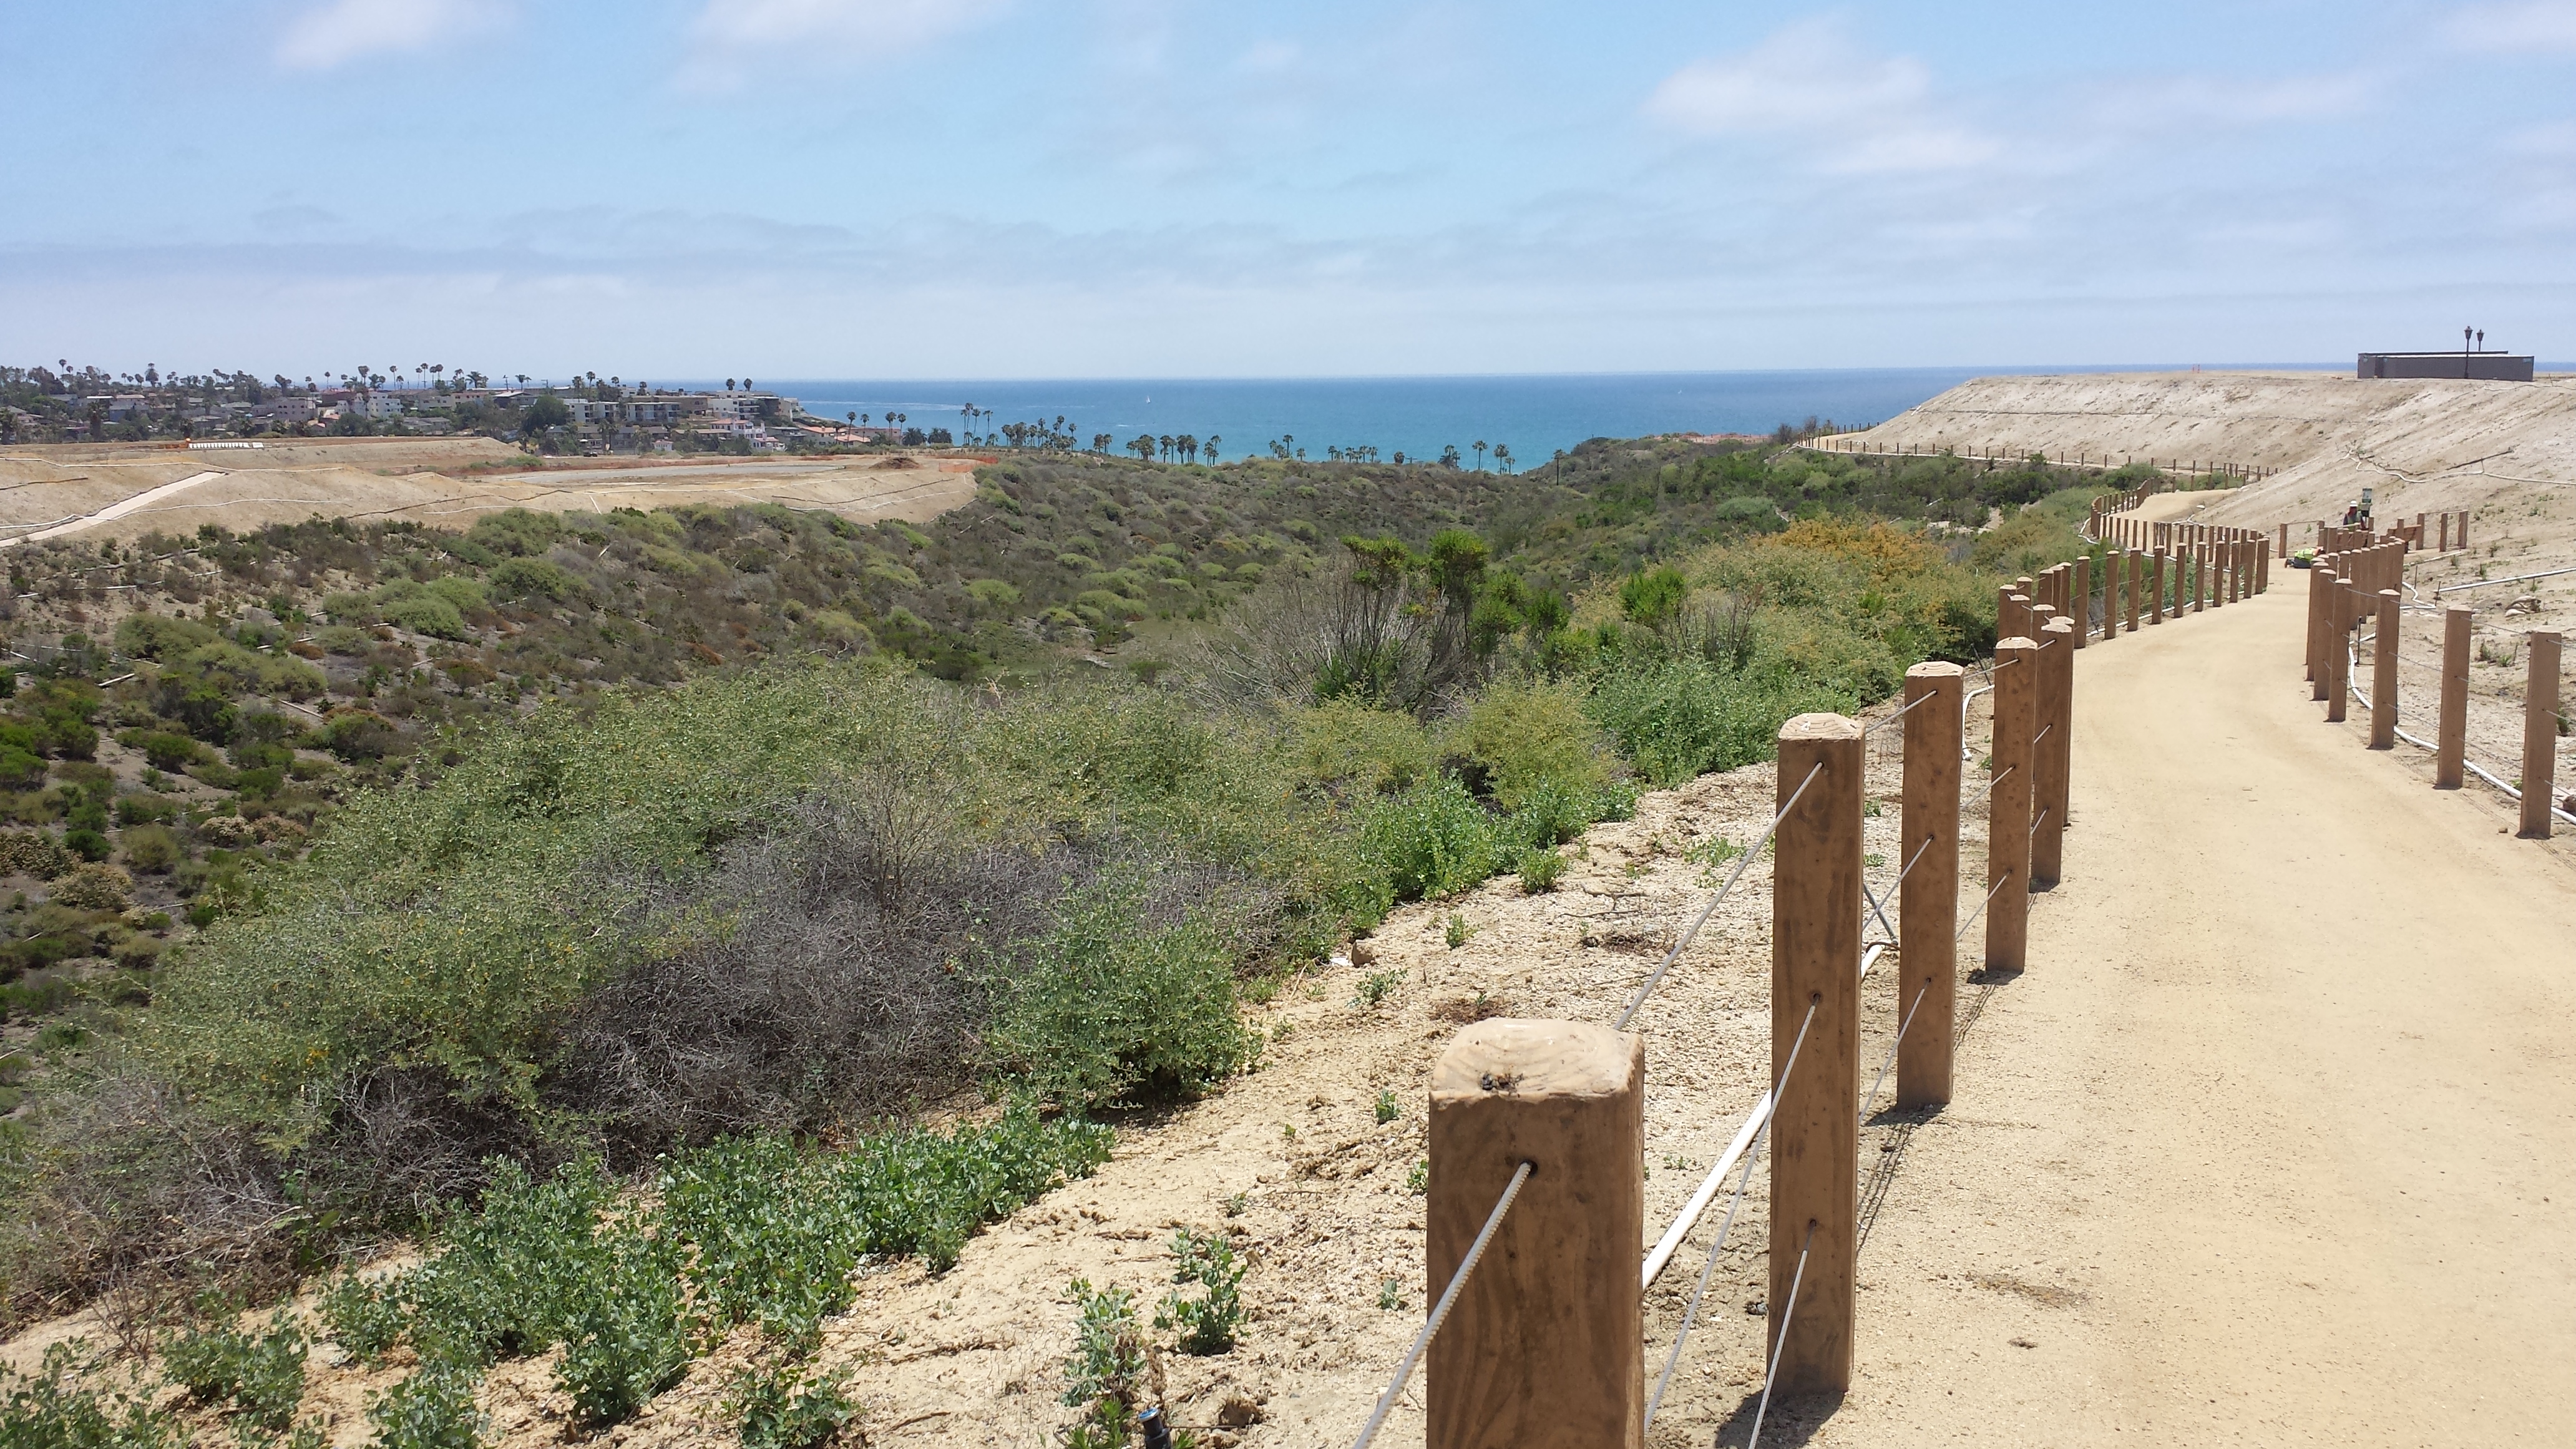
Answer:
[
  {"left": 2318, "top": 509, "right": 2471, "bottom": 557},
  {"left": 1817, "top": 438, "right": 2278, "bottom": 480},
  {"left": 2305, "top": 534, "right": 2564, "bottom": 839},
  {"left": 1409, "top": 511, "right": 2270, "bottom": 1445}
]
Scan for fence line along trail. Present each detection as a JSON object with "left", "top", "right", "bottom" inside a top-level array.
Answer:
[{"left": 1813, "top": 577, "right": 2576, "bottom": 1447}]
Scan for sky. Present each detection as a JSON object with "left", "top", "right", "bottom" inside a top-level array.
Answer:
[{"left": 3, "top": 0, "right": 2574, "bottom": 379}]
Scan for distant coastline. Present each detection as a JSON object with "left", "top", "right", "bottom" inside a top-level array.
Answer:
[{"left": 724, "top": 364, "right": 2356, "bottom": 469}]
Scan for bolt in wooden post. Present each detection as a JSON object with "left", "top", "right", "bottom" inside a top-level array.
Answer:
[
  {"left": 1898, "top": 663, "right": 1961, "bottom": 1109},
  {"left": 2371, "top": 590, "right": 2399, "bottom": 749},
  {"left": 1986, "top": 637, "right": 2037, "bottom": 972},
  {"left": 2325, "top": 575, "right": 2349, "bottom": 723},
  {"left": 1770, "top": 714, "right": 1861, "bottom": 1397},
  {"left": 1428, "top": 1018, "right": 1645, "bottom": 1449},
  {"left": 2521, "top": 632, "right": 2562, "bottom": 840},
  {"left": 2032, "top": 618, "right": 2072, "bottom": 887},
  {"left": 2071, "top": 555, "right": 2090, "bottom": 647},
  {"left": 2437, "top": 607, "right": 2470, "bottom": 789}
]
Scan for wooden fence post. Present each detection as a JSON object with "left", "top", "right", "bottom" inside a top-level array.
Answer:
[
  {"left": 2127, "top": 550, "right": 2143, "bottom": 632},
  {"left": 1898, "top": 663, "right": 1961, "bottom": 1109},
  {"left": 2371, "top": 590, "right": 2399, "bottom": 749},
  {"left": 2325, "top": 573, "right": 2349, "bottom": 723},
  {"left": 1770, "top": 714, "right": 1861, "bottom": 1395},
  {"left": 2522, "top": 632, "right": 2562, "bottom": 840},
  {"left": 2149, "top": 550, "right": 2165, "bottom": 625},
  {"left": 2437, "top": 607, "right": 2470, "bottom": 789},
  {"left": 1428, "top": 1019, "right": 1645, "bottom": 1449},
  {"left": 1987, "top": 637, "right": 2037, "bottom": 972},
  {"left": 2032, "top": 618, "right": 2073, "bottom": 887},
  {"left": 2071, "top": 555, "right": 2090, "bottom": 647}
]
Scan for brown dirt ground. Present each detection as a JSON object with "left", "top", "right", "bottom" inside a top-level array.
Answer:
[{"left": 0, "top": 439, "right": 979, "bottom": 544}]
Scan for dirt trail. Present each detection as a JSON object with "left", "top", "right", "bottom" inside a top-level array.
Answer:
[{"left": 1788, "top": 585, "right": 2576, "bottom": 1447}]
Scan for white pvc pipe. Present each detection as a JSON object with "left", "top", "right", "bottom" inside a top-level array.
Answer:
[{"left": 1643, "top": 943, "right": 1888, "bottom": 1289}]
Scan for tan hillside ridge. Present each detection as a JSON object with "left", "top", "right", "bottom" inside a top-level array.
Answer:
[{"left": 1837, "top": 371, "right": 2576, "bottom": 796}]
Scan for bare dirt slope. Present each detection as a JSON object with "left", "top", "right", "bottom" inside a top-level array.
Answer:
[
  {"left": 1787, "top": 585, "right": 2576, "bottom": 1447},
  {"left": 0, "top": 439, "right": 980, "bottom": 543},
  {"left": 1843, "top": 369, "right": 2576, "bottom": 573}
]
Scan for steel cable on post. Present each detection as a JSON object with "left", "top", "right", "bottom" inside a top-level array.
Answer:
[
  {"left": 1861, "top": 834, "right": 1935, "bottom": 948},
  {"left": 1856, "top": 982, "right": 1934, "bottom": 1126},
  {"left": 1861, "top": 689, "right": 1934, "bottom": 737},
  {"left": 1745, "top": 1221, "right": 1818, "bottom": 1449},
  {"left": 1641, "top": 1000, "right": 1819, "bottom": 1427},
  {"left": 1614, "top": 762, "right": 1823, "bottom": 1032},
  {"left": 1956, "top": 874, "right": 2012, "bottom": 944},
  {"left": 2344, "top": 645, "right": 2576, "bottom": 826},
  {"left": 1348, "top": 1160, "right": 1534, "bottom": 1449}
]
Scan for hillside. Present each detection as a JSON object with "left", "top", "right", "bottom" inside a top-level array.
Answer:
[
  {"left": 1833, "top": 369, "right": 2576, "bottom": 532},
  {"left": 0, "top": 439, "right": 977, "bottom": 543}
]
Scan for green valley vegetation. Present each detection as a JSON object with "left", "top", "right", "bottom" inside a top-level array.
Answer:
[{"left": 0, "top": 434, "right": 2140, "bottom": 1441}]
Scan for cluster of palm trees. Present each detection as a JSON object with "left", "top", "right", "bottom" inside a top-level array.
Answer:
[{"left": 1126, "top": 433, "right": 1216, "bottom": 463}]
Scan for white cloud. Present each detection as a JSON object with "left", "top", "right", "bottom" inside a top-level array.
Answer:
[
  {"left": 678, "top": 0, "right": 1009, "bottom": 90},
  {"left": 275, "top": 0, "right": 512, "bottom": 72},
  {"left": 1644, "top": 19, "right": 1998, "bottom": 174},
  {"left": 2442, "top": 1, "right": 2576, "bottom": 53}
]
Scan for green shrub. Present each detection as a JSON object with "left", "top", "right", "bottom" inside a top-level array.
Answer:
[
  {"left": 1618, "top": 566, "right": 1689, "bottom": 628},
  {"left": 0, "top": 1342, "right": 181, "bottom": 1449},
  {"left": 552, "top": 1222, "right": 690, "bottom": 1427},
  {"left": 1448, "top": 678, "right": 1615, "bottom": 811},
  {"left": 489, "top": 558, "right": 574, "bottom": 602},
  {"left": 1282, "top": 699, "right": 1432, "bottom": 799},
  {"left": 1060, "top": 1280, "right": 1145, "bottom": 1409},
  {"left": 1357, "top": 776, "right": 1495, "bottom": 902},
  {"left": 1154, "top": 1227, "right": 1246, "bottom": 1355},
  {"left": 1516, "top": 846, "right": 1566, "bottom": 893},
  {"left": 121, "top": 825, "right": 180, "bottom": 874},
  {"left": 364, "top": 1360, "right": 484, "bottom": 1449},
  {"left": 1584, "top": 658, "right": 1851, "bottom": 788},
  {"left": 62, "top": 828, "right": 110, "bottom": 864},
  {"left": 160, "top": 1309, "right": 306, "bottom": 1431},
  {"left": 380, "top": 595, "right": 468, "bottom": 641},
  {"left": 662, "top": 1107, "right": 1113, "bottom": 1345},
  {"left": 985, "top": 871, "right": 1251, "bottom": 1111},
  {"left": 320, "top": 1273, "right": 409, "bottom": 1365},
  {"left": 724, "top": 1359, "right": 858, "bottom": 1449}
]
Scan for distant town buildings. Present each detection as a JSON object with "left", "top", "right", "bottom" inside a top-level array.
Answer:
[{"left": 0, "top": 364, "right": 888, "bottom": 457}]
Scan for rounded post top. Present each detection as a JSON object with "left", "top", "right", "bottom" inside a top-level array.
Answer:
[
  {"left": 1906, "top": 660, "right": 1965, "bottom": 680},
  {"left": 1779, "top": 712, "right": 1861, "bottom": 743},
  {"left": 2042, "top": 617, "right": 2073, "bottom": 636},
  {"left": 1996, "top": 635, "right": 2038, "bottom": 653},
  {"left": 1432, "top": 1018, "right": 1639, "bottom": 1102}
]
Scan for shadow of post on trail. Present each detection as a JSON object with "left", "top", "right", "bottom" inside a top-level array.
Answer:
[{"left": 1705, "top": 1387, "right": 1847, "bottom": 1448}]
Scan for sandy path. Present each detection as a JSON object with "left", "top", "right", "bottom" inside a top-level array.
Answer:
[
  {"left": 0, "top": 469, "right": 227, "bottom": 547},
  {"left": 1789, "top": 585, "right": 2576, "bottom": 1447}
]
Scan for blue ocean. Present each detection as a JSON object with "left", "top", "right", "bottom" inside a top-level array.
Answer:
[{"left": 715, "top": 366, "right": 2344, "bottom": 467}]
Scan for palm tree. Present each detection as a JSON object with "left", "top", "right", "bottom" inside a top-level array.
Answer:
[
  {"left": 1204, "top": 434, "right": 1220, "bottom": 461},
  {"left": 1493, "top": 443, "right": 1513, "bottom": 473},
  {"left": 1473, "top": 439, "right": 1488, "bottom": 471}
]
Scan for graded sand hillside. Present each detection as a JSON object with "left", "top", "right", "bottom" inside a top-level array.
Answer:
[
  {"left": 0, "top": 437, "right": 980, "bottom": 545},
  {"left": 1847, "top": 371, "right": 2576, "bottom": 773}
]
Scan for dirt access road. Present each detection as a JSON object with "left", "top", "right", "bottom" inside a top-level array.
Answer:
[{"left": 1790, "top": 583, "right": 2576, "bottom": 1447}]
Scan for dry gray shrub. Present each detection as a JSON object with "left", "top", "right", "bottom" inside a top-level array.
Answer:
[
  {"left": 2, "top": 1062, "right": 294, "bottom": 1332},
  {"left": 557, "top": 775, "right": 1070, "bottom": 1154}
]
